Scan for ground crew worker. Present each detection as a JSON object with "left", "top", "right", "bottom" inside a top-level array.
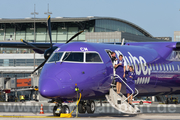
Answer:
[{"left": 20, "top": 95, "right": 25, "bottom": 103}]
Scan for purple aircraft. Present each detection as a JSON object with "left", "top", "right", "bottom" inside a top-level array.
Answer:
[{"left": 0, "top": 16, "right": 180, "bottom": 115}]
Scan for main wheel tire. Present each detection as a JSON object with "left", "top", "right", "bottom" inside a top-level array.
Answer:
[
  {"left": 86, "top": 100, "right": 95, "bottom": 114},
  {"left": 61, "top": 105, "right": 70, "bottom": 113},
  {"left": 78, "top": 101, "right": 86, "bottom": 113},
  {"left": 53, "top": 106, "right": 60, "bottom": 116}
]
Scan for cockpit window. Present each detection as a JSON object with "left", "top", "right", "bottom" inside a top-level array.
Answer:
[
  {"left": 62, "top": 52, "right": 83, "bottom": 62},
  {"left": 86, "top": 53, "right": 102, "bottom": 62},
  {"left": 48, "top": 52, "right": 63, "bottom": 62}
]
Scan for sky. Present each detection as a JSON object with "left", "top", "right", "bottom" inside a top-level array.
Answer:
[{"left": 0, "top": 0, "right": 180, "bottom": 39}]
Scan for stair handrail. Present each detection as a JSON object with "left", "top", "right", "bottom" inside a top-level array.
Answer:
[
  {"left": 133, "top": 88, "right": 139, "bottom": 98},
  {"left": 124, "top": 78, "right": 139, "bottom": 98},
  {"left": 114, "top": 74, "right": 134, "bottom": 103}
]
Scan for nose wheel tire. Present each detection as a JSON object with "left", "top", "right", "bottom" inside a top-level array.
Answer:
[
  {"left": 62, "top": 105, "right": 70, "bottom": 113},
  {"left": 86, "top": 100, "right": 95, "bottom": 114},
  {"left": 53, "top": 106, "right": 60, "bottom": 116},
  {"left": 53, "top": 105, "right": 70, "bottom": 116},
  {"left": 78, "top": 101, "right": 86, "bottom": 113}
]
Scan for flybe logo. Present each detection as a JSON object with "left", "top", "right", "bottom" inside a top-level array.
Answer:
[{"left": 115, "top": 50, "right": 151, "bottom": 76}]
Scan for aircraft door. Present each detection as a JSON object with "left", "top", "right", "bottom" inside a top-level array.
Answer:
[{"left": 105, "top": 50, "right": 115, "bottom": 83}]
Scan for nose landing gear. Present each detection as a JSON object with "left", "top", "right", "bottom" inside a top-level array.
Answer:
[{"left": 53, "top": 103, "right": 70, "bottom": 116}]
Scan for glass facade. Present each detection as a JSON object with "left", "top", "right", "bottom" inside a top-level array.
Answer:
[
  {"left": 0, "top": 21, "right": 95, "bottom": 43},
  {"left": 95, "top": 19, "right": 145, "bottom": 36},
  {"left": 0, "top": 19, "right": 150, "bottom": 53},
  {"left": 2, "top": 73, "right": 31, "bottom": 78},
  {"left": 0, "top": 59, "right": 44, "bottom": 66},
  {"left": 0, "top": 19, "right": 146, "bottom": 43}
]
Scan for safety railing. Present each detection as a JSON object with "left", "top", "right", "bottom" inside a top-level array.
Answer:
[
  {"left": 124, "top": 77, "right": 139, "bottom": 98},
  {"left": 114, "top": 74, "right": 139, "bottom": 103},
  {"left": 133, "top": 88, "right": 139, "bottom": 98}
]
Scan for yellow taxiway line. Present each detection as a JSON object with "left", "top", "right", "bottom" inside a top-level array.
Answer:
[{"left": 0, "top": 115, "right": 61, "bottom": 118}]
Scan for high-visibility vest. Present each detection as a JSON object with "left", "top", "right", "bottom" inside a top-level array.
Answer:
[{"left": 20, "top": 95, "right": 24, "bottom": 100}]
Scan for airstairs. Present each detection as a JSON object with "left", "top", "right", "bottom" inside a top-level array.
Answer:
[{"left": 105, "top": 74, "right": 140, "bottom": 114}]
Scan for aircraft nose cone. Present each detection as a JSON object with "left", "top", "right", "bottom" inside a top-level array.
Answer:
[{"left": 39, "top": 78, "right": 60, "bottom": 98}]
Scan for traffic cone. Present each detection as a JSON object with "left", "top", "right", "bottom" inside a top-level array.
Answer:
[{"left": 39, "top": 104, "right": 44, "bottom": 114}]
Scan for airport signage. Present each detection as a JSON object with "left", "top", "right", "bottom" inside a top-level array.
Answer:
[
  {"left": 16, "top": 78, "right": 31, "bottom": 88},
  {"left": 10, "top": 78, "right": 16, "bottom": 89},
  {"left": 0, "top": 78, "right": 4, "bottom": 89}
]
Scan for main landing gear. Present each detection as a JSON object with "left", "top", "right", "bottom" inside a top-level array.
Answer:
[
  {"left": 53, "top": 100, "right": 95, "bottom": 116},
  {"left": 78, "top": 100, "right": 95, "bottom": 114}
]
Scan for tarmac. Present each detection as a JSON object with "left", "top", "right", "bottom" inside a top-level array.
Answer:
[
  {"left": 0, "top": 102, "right": 179, "bottom": 120},
  {"left": 0, "top": 113, "right": 180, "bottom": 120}
]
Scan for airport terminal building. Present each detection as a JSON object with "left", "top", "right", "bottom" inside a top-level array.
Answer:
[
  {"left": 0, "top": 17, "right": 171, "bottom": 77},
  {"left": 0, "top": 16, "right": 172, "bottom": 101}
]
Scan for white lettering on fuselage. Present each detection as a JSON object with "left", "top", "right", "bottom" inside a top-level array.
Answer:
[
  {"left": 80, "top": 47, "right": 88, "bottom": 51},
  {"left": 115, "top": 50, "right": 151, "bottom": 76}
]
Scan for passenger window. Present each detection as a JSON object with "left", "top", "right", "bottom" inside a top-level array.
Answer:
[
  {"left": 63, "top": 52, "right": 83, "bottom": 62},
  {"left": 86, "top": 53, "right": 102, "bottom": 62}
]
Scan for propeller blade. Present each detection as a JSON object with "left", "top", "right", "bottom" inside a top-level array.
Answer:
[
  {"left": 31, "top": 59, "right": 47, "bottom": 74},
  {"left": 20, "top": 39, "right": 45, "bottom": 52},
  {"left": 66, "top": 30, "right": 84, "bottom": 44},
  {"left": 47, "top": 15, "right": 53, "bottom": 48}
]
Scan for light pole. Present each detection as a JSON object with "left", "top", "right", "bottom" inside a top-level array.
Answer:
[
  {"left": 44, "top": 4, "right": 52, "bottom": 16},
  {"left": 44, "top": 4, "right": 52, "bottom": 42},
  {"left": 31, "top": 4, "right": 38, "bottom": 74}
]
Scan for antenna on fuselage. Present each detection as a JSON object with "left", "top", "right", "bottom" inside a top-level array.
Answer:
[{"left": 121, "top": 38, "right": 125, "bottom": 46}]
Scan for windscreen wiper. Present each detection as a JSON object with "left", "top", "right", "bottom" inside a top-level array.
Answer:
[
  {"left": 55, "top": 53, "right": 58, "bottom": 64},
  {"left": 60, "top": 52, "right": 72, "bottom": 64}
]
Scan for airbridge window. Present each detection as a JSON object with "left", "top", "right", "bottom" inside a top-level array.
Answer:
[
  {"left": 63, "top": 52, "right": 83, "bottom": 62},
  {"left": 86, "top": 53, "right": 102, "bottom": 62},
  {"left": 48, "top": 52, "right": 63, "bottom": 62}
]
